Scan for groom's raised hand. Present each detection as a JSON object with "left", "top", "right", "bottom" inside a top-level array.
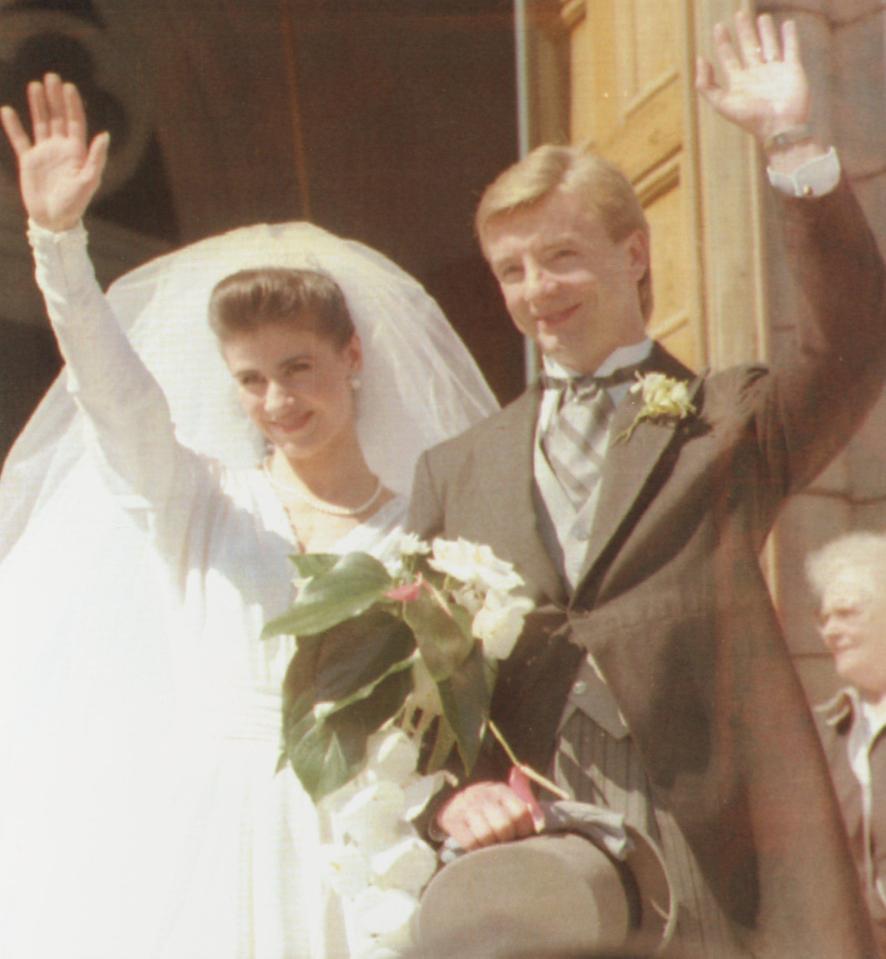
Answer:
[{"left": 696, "top": 9, "right": 825, "bottom": 173}]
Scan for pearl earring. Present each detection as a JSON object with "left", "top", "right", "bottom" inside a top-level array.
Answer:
[{"left": 350, "top": 375, "right": 362, "bottom": 391}]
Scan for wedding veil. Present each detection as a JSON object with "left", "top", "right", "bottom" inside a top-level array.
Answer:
[{"left": 0, "top": 220, "right": 498, "bottom": 559}]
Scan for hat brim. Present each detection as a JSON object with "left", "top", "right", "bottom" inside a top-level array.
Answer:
[{"left": 415, "top": 829, "right": 675, "bottom": 958}]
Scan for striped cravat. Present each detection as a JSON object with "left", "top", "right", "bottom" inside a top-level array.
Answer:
[{"left": 540, "top": 375, "right": 615, "bottom": 511}]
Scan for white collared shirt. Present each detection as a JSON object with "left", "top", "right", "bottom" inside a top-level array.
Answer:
[
  {"left": 537, "top": 338, "right": 655, "bottom": 436},
  {"left": 846, "top": 690, "right": 886, "bottom": 907},
  {"left": 846, "top": 692, "right": 886, "bottom": 792},
  {"left": 767, "top": 146, "right": 841, "bottom": 197},
  {"left": 533, "top": 338, "right": 654, "bottom": 590}
]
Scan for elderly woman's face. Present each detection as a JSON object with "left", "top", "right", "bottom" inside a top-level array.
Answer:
[
  {"left": 222, "top": 320, "right": 362, "bottom": 465},
  {"left": 818, "top": 570, "right": 886, "bottom": 696}
]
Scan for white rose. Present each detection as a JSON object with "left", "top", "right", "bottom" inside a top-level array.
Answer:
[
  {"left": 351, "top": 887, "right": 419, "bottom": 950},
  {"left": 452, "top": 584, "right": 483, "bottom": 615},
  {"left": 471, "top": 550, "right": 525, "bottom": 593},
  {"left": 632, "top": 373, "right": 693, "bottom": 418},
  {"left": 402, "top": 771, "right": 446, "bottom": 821},
  {"left": 635, "top": 371, "right": 663, "bottom": 398},
  {"left": 398, "top": 532, "right": 431, "bottom": 557},
  {"left": 472, "top": 590, "right": 534, "bottom": 660},
  {"left": 669, "top": 380, "right": 690, "bottom": 404},
  {"left": 365, "top": 728, "right": 419, "bottom": 786},
  {"left": 428, "top": 537, "right": 482, "bottom": 583},
  {"left": 430, "top": 538, "right": 524, "bottom": 593},
  {"left": 370, "top": 835, "right": 438, "bottom": 897},
  {"left": 337, "top": 780, "right": 406, "bottom": 850},
  {"left": 322, "top": 842, "right": 370, "bottom": 897}
]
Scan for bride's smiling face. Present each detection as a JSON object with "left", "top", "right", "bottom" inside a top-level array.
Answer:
[{"left": 222, "top": 320, "right": 362, "bottom": 462}]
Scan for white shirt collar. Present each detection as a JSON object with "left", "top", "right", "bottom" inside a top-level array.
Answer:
[
  {"left": 542, "top": 337, "right": 654, "bottom": 381},
  {"left": 846, "top": 687, "right": 886, "bottom": 790}
]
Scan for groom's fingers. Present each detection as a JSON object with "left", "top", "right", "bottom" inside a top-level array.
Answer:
[
  {"left": 757, "top": 13, "right": 780, "bottom": 63},
  {"left": 437, "top": 781, "right": 537, "bottom": 850}
]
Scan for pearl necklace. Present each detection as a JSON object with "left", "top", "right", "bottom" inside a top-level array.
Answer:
[{"left": 263, "top": 461, "right": 384, "bottom": 518}]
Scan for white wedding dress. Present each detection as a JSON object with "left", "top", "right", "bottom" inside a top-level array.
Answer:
[{"left": 0, "top": 222, "right": 496, "bottom": 959}]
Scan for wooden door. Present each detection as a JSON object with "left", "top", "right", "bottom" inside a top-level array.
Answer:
[
  {"left": 527, "top": 0, "right": 764, "bottom": 374},
  {"left": 528, "top": 0, "right": 701, "bottom": 371}
]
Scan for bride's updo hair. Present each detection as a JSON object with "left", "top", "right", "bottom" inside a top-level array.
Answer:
[{"left": 208, "top": 267, "right": 356, "bottom": 349}]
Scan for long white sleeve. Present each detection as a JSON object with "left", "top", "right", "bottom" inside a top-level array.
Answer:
[{"left": 28, "top": 219, "right": 193, "bottom": 513}]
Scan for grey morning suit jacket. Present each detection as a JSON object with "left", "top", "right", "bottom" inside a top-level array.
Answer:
[{"left": 408, "top": 179, "right": 886, "bottom": 958}]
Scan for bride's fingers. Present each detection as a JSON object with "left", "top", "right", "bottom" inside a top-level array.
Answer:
[
  {"left": 82, "top": 131, "right": 110, "bottom": 186},
  {"left": 0, "top": 106, "right": 32, "bottom": 157},
  {"left": 64, "top": 82, "right": 87, "bottom": 146},
  {"left": 44, "top": 73, "right": 66, "bottom": 138},
  {"left": 27, "top": 80, "right": 49, "bottom": 142}
]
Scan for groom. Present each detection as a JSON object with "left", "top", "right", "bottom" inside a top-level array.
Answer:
[{"left": 409, "top": 11, "right": 885, "bottom": 959}]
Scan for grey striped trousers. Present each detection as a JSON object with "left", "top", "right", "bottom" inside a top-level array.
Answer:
[{"left": 555, "top": 711, "right": 746, "bottom": 958}]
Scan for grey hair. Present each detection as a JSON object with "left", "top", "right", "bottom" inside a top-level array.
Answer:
[{"left": 805, "top": 531, "right": 886, "bottom": 600}]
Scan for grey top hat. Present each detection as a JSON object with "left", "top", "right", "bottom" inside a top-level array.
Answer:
[{"left": 413, "top": 821, "right": 675, "bottom": 959}]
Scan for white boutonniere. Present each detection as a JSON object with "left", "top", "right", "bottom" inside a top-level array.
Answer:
[{"left": 618, "top": 372, "right": 696, "bottom": 443}]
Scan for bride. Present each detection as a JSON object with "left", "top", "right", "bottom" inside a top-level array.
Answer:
[{"left": 0, "top": 75, "right": 496, "bottom": 958}]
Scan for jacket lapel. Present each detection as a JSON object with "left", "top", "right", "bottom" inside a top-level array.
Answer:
[
  {"left": 482, "top": 386, "right": 568, "bottom": 606},
  {"left": 816, "top": 692, "right": 862, "bottom": 842},
  {"left": 572, "top": 345, "right": 702, "bottom": 600}
]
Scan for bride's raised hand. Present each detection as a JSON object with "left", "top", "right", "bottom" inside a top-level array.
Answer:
[{"left": 1, "top": 73, "right": 110, "bottom": 232}]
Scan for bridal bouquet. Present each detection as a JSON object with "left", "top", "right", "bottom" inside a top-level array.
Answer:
[{"left": 263, "top": 533, "right": 535, "bottom": 957}]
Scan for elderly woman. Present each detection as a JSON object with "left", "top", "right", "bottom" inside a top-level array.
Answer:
[{"left": 808, "top": 532, "right": 886, "bottom": 957}]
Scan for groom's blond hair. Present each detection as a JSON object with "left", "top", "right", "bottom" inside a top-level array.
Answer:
[{"left": 476, "top": 144, "right": 653, "bottom": 321}]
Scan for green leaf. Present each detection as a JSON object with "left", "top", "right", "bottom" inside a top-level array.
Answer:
[
  {"left": 316, "top": 651, "right": 417, "bottom": 722},
  {"left": 450, "top": 602, "right": 472, "bottom": 638},
  {"left": 262, "top": 552, "right": 393, "bottom": 639},
  {"left": 285, "top": 721, "right": 355, "bottom": 800},
  {"left": 276, "top": 609, "right": 417, "bottom": 801},
  {"left": 279, "top": 608, "right": 414, "bottom": 719},
  {"left": 312, "top": 608, "right": 415, "bottom": 703},
  {"left": 289, "top": 553, "right": 339, "bottom": 578},
  {"left": 424, "top": 715, "right": 458, "bottom": 773},
  {"left": 281, "top": 689, "right": 316, "bottom": 738},
  {"left": 404, "top": 589, "right": 473, "bottom": 682},
  {"left": 283, "top": 668, "right": 414, "bottom": 801},
  {"left": 438, "top": 641, "right": 490, "bottom": 775}
]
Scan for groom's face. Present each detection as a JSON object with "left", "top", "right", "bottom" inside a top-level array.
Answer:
[{"left": 483, "top": 186, "right": 648, "bottom": 374}]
